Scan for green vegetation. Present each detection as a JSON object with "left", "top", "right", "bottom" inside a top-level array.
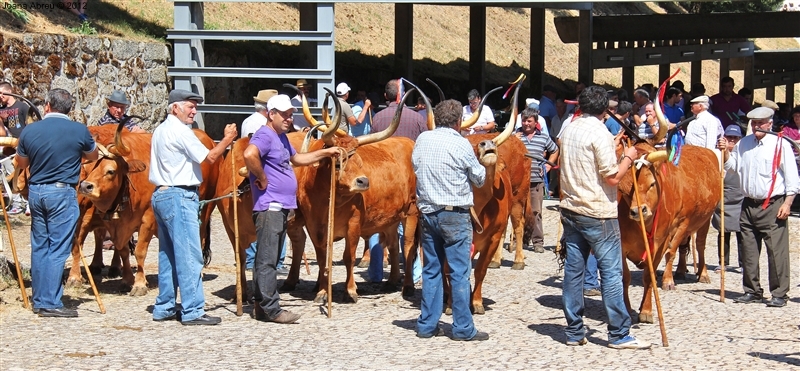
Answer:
[
  {"left": 4, "top": 0, "right": 30, "bottom": 23},
  {"left": 68, "top": 21, "right": 97, "bottom": 35}
]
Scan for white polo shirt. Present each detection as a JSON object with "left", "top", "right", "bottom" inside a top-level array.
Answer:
[{"left": 149, "top": 114, "right": 209, "bottom": 187}]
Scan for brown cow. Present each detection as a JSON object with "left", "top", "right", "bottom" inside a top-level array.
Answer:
[
  {"left": 617, "top": 83, "right": 721, "bottom": 323},
  {"left": 66, "top": 123, "right": 219, "bottom": 295}
]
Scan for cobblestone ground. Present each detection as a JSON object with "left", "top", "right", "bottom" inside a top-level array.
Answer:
[{"left": 1, "top": 200, "right": 798, "bottom": 370}]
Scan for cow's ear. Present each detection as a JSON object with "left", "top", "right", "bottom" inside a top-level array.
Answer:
[{"left": 127, "top": 160, "right": 147, "bottom": 173}]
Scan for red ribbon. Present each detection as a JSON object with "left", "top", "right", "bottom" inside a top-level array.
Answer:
[{"left": 762, "top": 132, "right": 783, "bottom": 209}]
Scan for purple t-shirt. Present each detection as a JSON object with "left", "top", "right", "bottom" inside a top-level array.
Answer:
[{"left": 249, "top": 126, "right": 298, "bottom": 211}]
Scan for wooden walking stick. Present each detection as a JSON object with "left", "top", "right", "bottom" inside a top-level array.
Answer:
[
  {"left": 78, "top": 245, "right": 105, "bottom": 314},
  {"left": 326, "top": 156, "right": 336, "bottom": 318},
  {"left": 719, "top": 154, "right": 726, "bottom": 303},
  {"left": 232, "top": 143, "right": 243, "bottom": 316},
  {"left": 0, "top": 194, "right": 30, "bottom": 309},
  {"left": 628, "top": 140, "right": 669, "bottom": 347},
  {"left": 691, "top": 233, "right": 698, "bottom": 274}
]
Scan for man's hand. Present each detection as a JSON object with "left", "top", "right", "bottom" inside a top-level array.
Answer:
[
  {"left": 623, "top": 144, "right": 638, "bottom": 160},
  {"left": 364, "top": 99, "right": 371, "bottom": 109},
  {"left": 223, "top": 123, "right": 238, "bottom": 140},
  {"left": 777, "top": 203, "right": 791, "bottom": 219},
  {"left": 255, "top": 175, "right": 267, "bottom": 191},
  {"left": 716, "top": 137, "right": 727, "bottom": 151},
  {"left": 613, "top": 130, "right": 626, "bottom": 147},
  {"left": 514, "top": 132, "right": 523, "bottom": 139},
  {"left": 322, "top": 147, "right": 340, "bottom": 158}
]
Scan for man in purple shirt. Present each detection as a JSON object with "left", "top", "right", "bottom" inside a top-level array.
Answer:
[
  {"left": 243, "top": 94, "right": 340, "bottom": 324},
  {"left": 370, "top": 79, "right": 427, "bottom": 141},
  {"left": 710, "top": 76, "right": 751, "bottom": 129}
]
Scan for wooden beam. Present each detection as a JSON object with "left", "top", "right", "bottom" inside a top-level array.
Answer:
[
  {"left": 766, "top": 86, "right": 775, "bottom": 101},
  {"left": 787, "top": 83, "right": 795, "bottom": 106},
  {"left": 691, "top": 61, "right": 702, "bottom": 92},
  {"left": 554, "top": 12, "right": 800, "bottom": 43},
  {"left": 394, "top": 4, "right": 413, "bottom": 79},
  {"left": 719, "top": 58, "right": 730, "bottom": 80},
  {"left": 530, "top": 7, "right": 545, "bottom": 98},
  {"left": 659, "top": 64, "right": 670, "bottom": 85},
  {"left": 743, "top": 55, "right": 754, "bottom": 90},
  {"left": 622, "top": 66, "right": 634, "bottom": 98},
  {"left": 469, "top": 5, "right": 486, "bottom": 93},
  {"left": 578, "top": 9, "right": 593, "bottom": 84}
]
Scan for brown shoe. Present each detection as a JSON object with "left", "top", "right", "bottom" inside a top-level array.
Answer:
[{"left": 268, "top": 310, "right": 301, "bottom": 324}]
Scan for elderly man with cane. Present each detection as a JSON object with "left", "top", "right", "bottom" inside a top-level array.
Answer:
[{"left": 15, "top": 88, "right": 97, "bottom": 317}]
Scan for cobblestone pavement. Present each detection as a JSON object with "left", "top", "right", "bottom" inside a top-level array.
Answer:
[{"left": 1, "top": 200, "right": 798, "bottom": 370}]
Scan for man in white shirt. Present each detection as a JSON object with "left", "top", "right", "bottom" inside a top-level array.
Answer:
[
  {"left": 719, "top": 107, "right": 799, "bottom": 308},
  {"left": 686, "top": 95, "right": 724, "bottom": 158},
  {"left": 241, "top": 89, "right": 277, "bottom": 138},
  {"left": 461, "top": 89, "right": 495, "bottom": 136}
]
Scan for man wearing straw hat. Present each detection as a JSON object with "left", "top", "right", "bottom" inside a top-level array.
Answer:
[
  {"left": 290, "top": 79, "right": 316, "bottom": 132},
  {"left": 15, "top": 88, "right": 98, "bottom": 317},
  {"left": 242, "top": 89, "right": 278, "bottom": 139},
  {"left": 98, "top": 90, "right": 145, "bottom": 133}
]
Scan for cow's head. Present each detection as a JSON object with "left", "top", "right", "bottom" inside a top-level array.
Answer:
[
  {"left": 618, "top": 143, "right": 669, "bottom": 223},
  {"left": 79, "top": 122, "right": 146, "bottom": 213},
  {"left": 471, "top": 74, "right": 526, "bottom": 167}
]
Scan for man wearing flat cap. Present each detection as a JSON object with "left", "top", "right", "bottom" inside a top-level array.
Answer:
[
  {"left": 149, "top": 89, "right": 237, "bottom": 325},
  {"left": 686, "top": 95, "right": 724, "bottom": 155},
  {"left": 718, "top": 106, "right": 799, "bottom": 308},
  {"left": 98, "top": 90, "right": 145, "bottom": 133}
]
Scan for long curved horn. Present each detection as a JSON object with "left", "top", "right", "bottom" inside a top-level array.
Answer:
[
  {"left": 356, "top": 88, "right": 417, "bottom": 146},
  {"left": 321, "top": 88, "right": 340, "bottom": 146},
  {"left": 284, "top": 83, "right": 319, "bottom": 128},
  {"left": 302, "top": 123, "right": 326, "bottom": 153},
  {"left": 652, "top": 69, "right": 680, "bottom": 143},
  {"left": 645, "top": 150, "right": 669, "bottom": 164},
  {"left": 112, "top": 120, "right": 130, "bottom": 156},
  {"left": 402, "top": 78, "right": 434, "bottom": 130},
  {"left": 426, "top": 78, "right": 445, "bottom": 104},
  {"left": 462, "top": 85, "right": 505, "bottom": 130},
  {"left": 493, "top": 74, "right": 526, "bottom": 146},
  {"left": 96, "top": 142, "right": 116, "bottom": 159},
  {"left": 0, "top": 137, "right": 18, "bottom": 147}
]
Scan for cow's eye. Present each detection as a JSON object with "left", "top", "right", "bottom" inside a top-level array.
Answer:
[{"left": 107, "top": 170, "right": 115, "bottom": 176}]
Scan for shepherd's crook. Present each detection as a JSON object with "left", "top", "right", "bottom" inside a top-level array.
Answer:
[
  {"left": 232, "top": 142, "right": 243, "bottom": 316},
  {"left": 0, "top": 193, "right": 29, "bottom": 309},
  {"left": 628, "top": 140, "right": 669, "bottom": 347},
  {"left": 326, "top": 156, "right": 336, "bottom": 318},
  {"left": 719, "top": 154, "right": 726, "bottom": 303},
  {"left": 79, "top": 245, "right": 106, "bottom": 314}
]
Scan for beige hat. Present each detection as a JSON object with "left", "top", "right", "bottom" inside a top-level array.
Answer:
[
  {"left": 253, "top": 89, "right": 278, "bottom": 104},
  {"left": 608, "top": 100, "right": 618, "bottom": 108},
  {"left": 761, "top": 100, "right": 779, "bottom": 111},
  {"left": 690, "top": 95, "right": 709, "bottom": 104},
  {"left": 746, "top": 107, "right": 774, "bottom": 120},
  {"left": 296, "top": 79, "right": 312, "bottom": 88}
]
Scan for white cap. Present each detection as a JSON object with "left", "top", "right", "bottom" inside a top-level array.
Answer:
[
  {"left": 336, "top": 82, "right": 351, "bottom": 96},
  {"left": 267, "top": 94, "right": 295, "bottom": 112},
  {"left": 690, "top": 95, "right": 709, "bottom": 104}
]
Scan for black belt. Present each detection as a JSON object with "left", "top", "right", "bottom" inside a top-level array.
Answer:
[
  {"left": 31, "top": 182, "right": 76, "bottom": 188},
  {"left": 443, "top": 205, "right": 469, "bottom": 213},
  {"left": 156, "top": 185, "right": 198, "bottom": 192},
  {"left": 744, "top": 195, "right": 784, "bottom": 204}
]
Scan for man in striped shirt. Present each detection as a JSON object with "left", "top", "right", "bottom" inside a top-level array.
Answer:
[
  {"left": 515, "top": 107, "right": 558, "bottom": 253},
  {"left": 412, "top": 99, "right": 489, "bottom": 342}
]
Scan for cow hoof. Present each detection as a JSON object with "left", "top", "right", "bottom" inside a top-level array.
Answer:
[
  {"left": 65, "top": 277, "right": 84, "bottom": 288},
  {"left": 444, "top": 307, "right": 452, "bottom": 315},
  {"left": 402, "top": 286, "right": 415, "bottom": 298},
  {"left": 488, "top": 261, "right": 501, "bottom": 269},
  {"left": 511, "top": 262, "right": 525, "bottom": 270},
  {"left": 343, "top": 293, "right": 358, "bottom": 304},
  {"left": 674, "top": 272, "right": 686, "bottom": 281},
  {"left": 662, "top": 281, "right": 676, "bottom": 291},
  {"left": 313, "top": 292, "right": 326, "bottom": 303},
  {"left": 698, "top": 275, "right": 711, "bottom": 284},
  {"left": 629, "top": 310, "right": 639, "bottom": 323},
  {"left": 88, "top": 265, "right": 103, "bottom": 276},
  {"left": 472, "top": 305, "right": 485, "bottom": 315},
  {"left": 639, "top": 312, "right": 654, "bottom": 324},
  {"left": 356, "top": 259, "right": 369, "bottom": 269},
  {"left": 129, "top": 286, "right": 148, "bottom": 296},
  {"left": 107, "top": 266, "right": 122, "bottom": 279}
]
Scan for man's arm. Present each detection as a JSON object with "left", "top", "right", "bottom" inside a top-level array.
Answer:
[
  {"left": 204, "top": 123, "right": 237, "bottom": 164},
  {"left": 605, "top": 145, "right": 638, "bottom": 186},
  {"left": 545, "top": 148, "right": 559, "bottom": 173},
  {"left": 243, "top": 144, "right": 267, "bottom": 190},
  {"left": 777, "top": 140, "right": 799, "bottom": 219},
  {"left": 83, "top": 147, "right": 99, "bottom": 162},
  {"left": 290, "top": 147, "right": 340, "bottom": 167},
  {"left": 14, "top": 154, "right": 28, "bottom": 170}
]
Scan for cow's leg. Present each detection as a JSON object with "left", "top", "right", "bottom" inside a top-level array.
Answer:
[
  {"left": 489, "top": 239, "right": 503, "bottom": 269},
  {"left": 357, "top": 237, "right": 371, "bottom": 268},
  {"left": 88, "top": 229, "right": 106, "bottom": 276},
  {"left": 129, "top": 215, "right": 156, "bottom": 296},
  {"left": 108, "top": 249, "right": 122, "bottom": 279},
  {"left": 510, "top": 200, "right": 526, "bottom": 270},
  {"left": 383, "top": 225, "right": 401, "bottom": 291},
  {"left": 472, "top": 231, "right": 501, "bottom": 315},
  {"left": 342, "top": 218, "right": 361, "bottom": 303},
  {"left": 113, "top": 231, "right": 135, "bottom": 293},
  {"left": 401, "top": 214, "right": 419, "bottom": 297},
  {"left": 309, "top": 229, "right": 328, "bottom": 303},
  {"left": 661, "top": 235, "right": 685, "bottom": 291},
  {"left": 638, "top": 264, "right": 655, "bottom": 324},
  {"left": 694, "top": 222, "right": 711, "bottom": 284},
  {"left": 283, "top": 222, "right": 307, "bottom": 291},
  {"left": 674, "top": 235, "right": 691, "bottom": 282}
]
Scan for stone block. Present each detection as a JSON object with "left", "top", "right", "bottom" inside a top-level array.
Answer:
[
  {"left": 83, "top": 37, "right": 103, "bottom": 53},
  {"left": 145, "top": 85, "right": 168, "bottom": 104},
  {"left": 86, "top": 61, "right": 97, "bottom": 77},
  {"left": 75, "top": 79, "right": 99, "bottom": 109},
  {"left": 50, "top": 76, "right": 76, "bottom": 94},
  {"left": 142, "top": 43, "right": 169, "bottom": 62},
  {"left": 111, "top": 39, "right": 138, "bottom": 60},
  {"left": 97, "top": 64, "right": 116, "bottom": 81},
  {"left": 149, "top": 66, "right": 168, "bottom": 84}
]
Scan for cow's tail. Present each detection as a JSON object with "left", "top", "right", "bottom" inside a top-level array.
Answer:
[
  {"left": 202, "top": 219, "right": 212, "bottom": 267},
  {"left": 522, "top": 197, "right": 534, "bottom": 246}
]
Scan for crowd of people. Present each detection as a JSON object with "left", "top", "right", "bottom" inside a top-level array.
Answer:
[{"left": 2, "top": 74, "right": 797, "bottom": 347}]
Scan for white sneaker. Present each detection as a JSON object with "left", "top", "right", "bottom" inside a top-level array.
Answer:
[{"left": 608, "top": 335, "right": 651, "bottom": 349}]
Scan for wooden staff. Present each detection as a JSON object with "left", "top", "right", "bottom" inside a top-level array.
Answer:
[
  {"left": 0, "top": 193, "right": 30, "bottom": 309},
  {"left": 628, "top": 140, "right": 669, "bottom": 347},
  {"left": 232, "top": 142, "right": 243, "bottom": 316},
  {"left": 691, "top": 233, "right": 698, "bottom": 274},
  {"left": 79, "top": 245, "right": 105, "bottom": 314},
  {"left": 719, "top": 154, "right": 726, "bottom": 303},
  {"left": 326, "top": 157, "right": 336, "bottom": 318}
]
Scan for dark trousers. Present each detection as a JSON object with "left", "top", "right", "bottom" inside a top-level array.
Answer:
[
  {"left": 253, "top": 209, "right": 289, "bottom": 318},
  {"left": 739, "top": 196, "right": 790, "bottom": 299},
  {"left": 717, "top": 231, "right": 743, "bottom": 267},
  {"left": 529, "top": 182, "right": 544, "bottom": 248}
]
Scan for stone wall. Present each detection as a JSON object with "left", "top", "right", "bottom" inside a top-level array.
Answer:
[{"left": 0, "top": 33, "right": 170, "bottom": 131}]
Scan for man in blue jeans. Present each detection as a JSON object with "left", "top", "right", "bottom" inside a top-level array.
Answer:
[
  {"left": 150, "top": 89, "right": 237, "bottom": 325},
  {"left": 15, "top": 88, "right": 97, "bottom": 318},
  {"left": 412, "top": 99, "right": 489, "bottom": 341},
  {"left": 558, "top": 85, "right": 650, "bottom": 349}
]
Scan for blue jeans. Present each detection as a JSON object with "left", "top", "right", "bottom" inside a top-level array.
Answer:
[
  {"left": 246, "top": 239, "right": 287, "bottom": 270},
  {"left": 253, "top": 209, "right": 288, "bottom": 318},
  {"left": 28, "top": 183, "right": 79, "bottom": 309},
  {"left": 417, "top": 210, "right": 477, "bottom": 340},
  {"left": 561, "top": 209, "right": 631, "bottom": 344},
  {"left": 367, "top": 223, "right": 421, "bottom": 283},
  {"left": 151, "top": 187, "right": 207, "bottom": 322},
  {"left": 584, "top": 252, "right": 600, "bottom": 290}
]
